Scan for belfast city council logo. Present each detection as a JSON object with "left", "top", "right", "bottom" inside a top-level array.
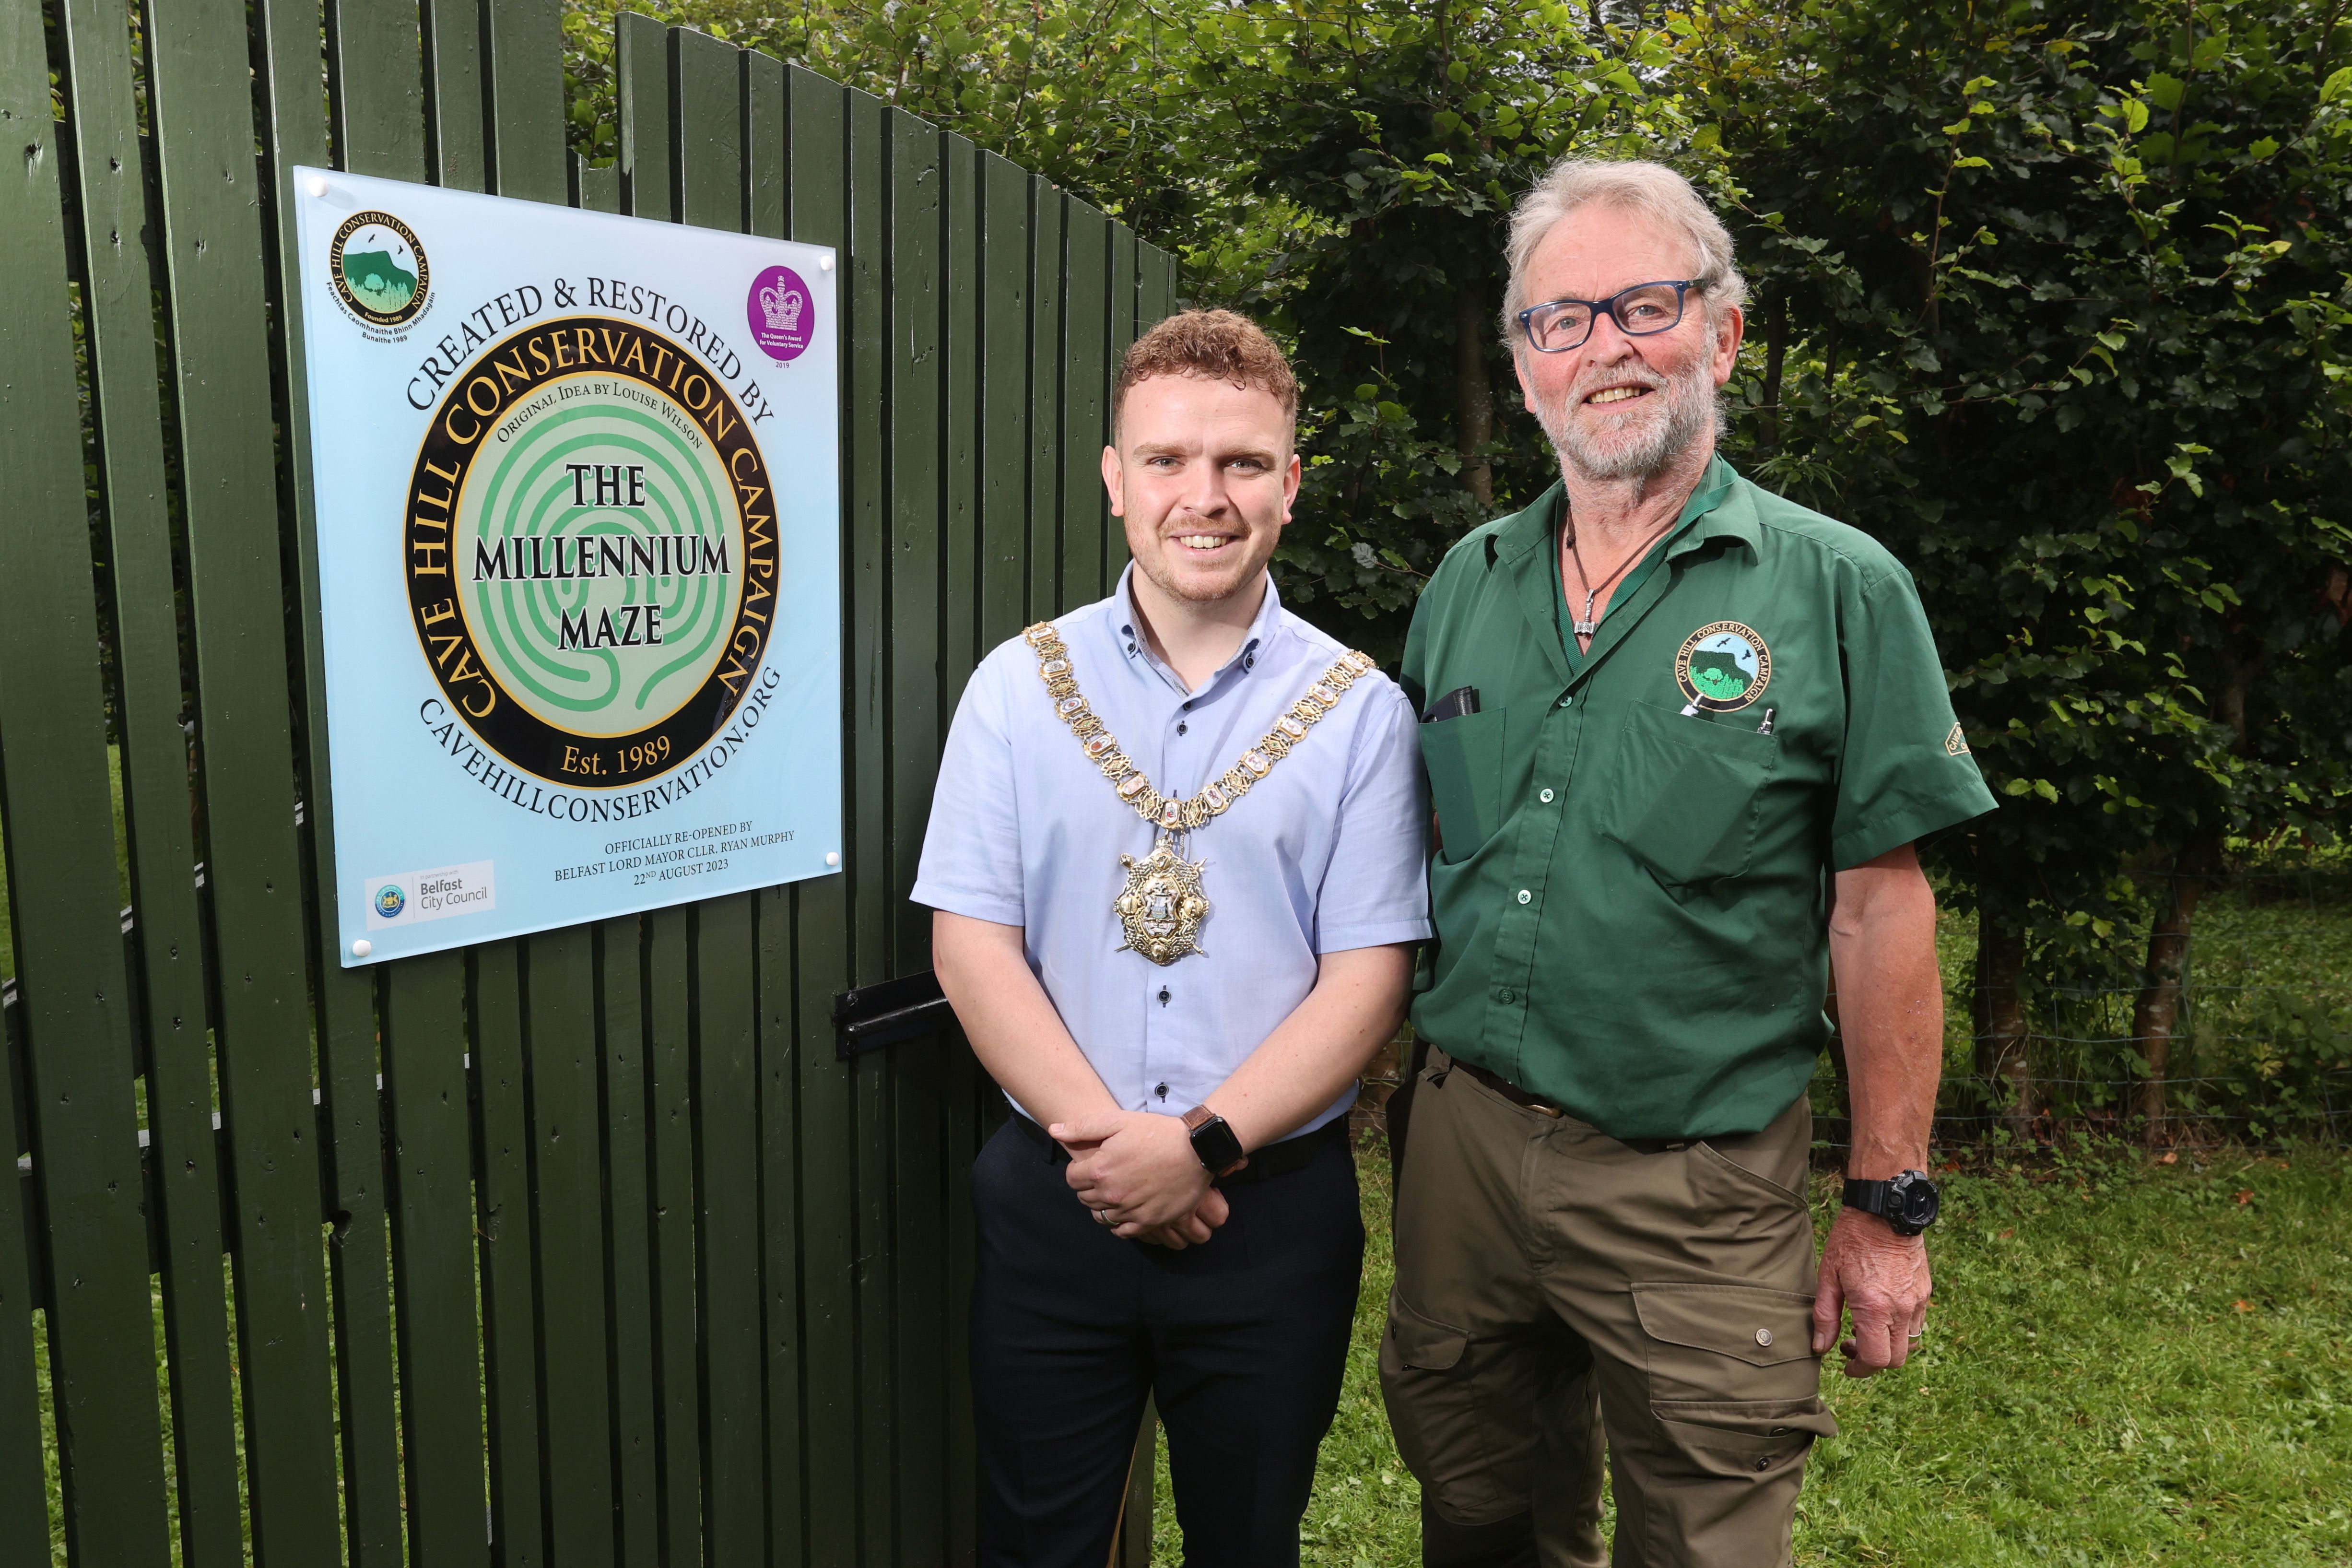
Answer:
[
  {"left": 329, "top": 211, "right": 430, "bottom": 328},
  {"left": 404, "top": 314, "right": 779, "bottom": 789},
  {"left": 1674, "top": 621, "right": 1772, "bottom": 713}
]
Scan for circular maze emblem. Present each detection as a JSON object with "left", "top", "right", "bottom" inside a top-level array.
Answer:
[
  {"left": 1674, "top": 621, "right": 1772, "bottom": 713},
  {"left": 404, "top": 314, "right": 778, "bottom": 788},
  {"left": 330, "top": 211, "right": 430, "bottom": 328}
]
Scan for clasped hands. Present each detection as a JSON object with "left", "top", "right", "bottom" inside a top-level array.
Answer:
[{"left": 1048, "top": 1109, "right": 1231, "bottom": 1249}]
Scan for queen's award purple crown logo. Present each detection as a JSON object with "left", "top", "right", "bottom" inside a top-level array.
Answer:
[{"left": 748, "top": 265, "right": 813, "bottom": 362}]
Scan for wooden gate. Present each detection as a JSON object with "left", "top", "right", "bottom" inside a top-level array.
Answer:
[{"left": 0, "top": 2, "right": 1172, "bottom": 1561}]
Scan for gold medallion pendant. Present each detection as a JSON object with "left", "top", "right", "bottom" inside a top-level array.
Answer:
[{"left": 1115, "top": 837, "right": 1211, "bottom": 966}]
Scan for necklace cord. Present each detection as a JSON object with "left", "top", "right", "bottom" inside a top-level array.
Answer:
[{"left": 1564, "top": 508, "right": 1682, "bottom": 636}]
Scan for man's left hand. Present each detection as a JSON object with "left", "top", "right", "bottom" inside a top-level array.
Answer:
[
  {"left": 1052, "top": 1110, "right": 1215, "bottom": 1236},
  {"left": 1811, "top": 1207, "right": 1931, "bottom": 1377}
]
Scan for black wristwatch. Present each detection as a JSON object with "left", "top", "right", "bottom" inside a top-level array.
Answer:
[
  {"left": 1181, "top": 1105, "right": 1248, "bottom": 1178},
  {"left": 1843, "top": 1170, "right": 1940, "bottom": 1236}
]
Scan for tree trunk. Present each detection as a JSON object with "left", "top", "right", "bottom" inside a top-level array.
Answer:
[
  {"left": 1973, "top": 895, "right": 2034, "bottom": 1138},
  {"left": 2131, "top": 839, "right": 2222, "bottom": 1140},
  {"left": 1455, "top": 279, "right": 1494, "bottom": 509},
  {"left": 1761, "top": 291, "right": 1788, "bottom": 436}
]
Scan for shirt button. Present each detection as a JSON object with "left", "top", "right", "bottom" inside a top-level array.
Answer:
[
  {"left": 1755, "top": 1328, "right": 1775, "bottom": 1347},
  {"left": 1558, "top": 695, "right": 1574, "bottom": 708},
  {"left": 1517, "top": 889, "right": 1532, "bottom": 904},
  {"left": 1539, "top": 788, "right": 1555, "bottom": 803},
  {"left": 1498, "top": 989, "right": 1515, "bottom": 1004}
]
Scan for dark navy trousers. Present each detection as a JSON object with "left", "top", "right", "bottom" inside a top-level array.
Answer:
[{"left": 969, "top": 1114, "right": 1364, "bottom": 1568}]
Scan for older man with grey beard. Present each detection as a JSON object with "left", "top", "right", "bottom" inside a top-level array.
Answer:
[{"left": 1380, "top": 157, "right": 1996, "bottom": 1567}]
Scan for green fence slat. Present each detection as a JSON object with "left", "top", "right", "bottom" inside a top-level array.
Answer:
[
  {"left": 49, "top": 0, "right": 246, "bottom": 1560},
  {"left": 693, "top": 894, "right": 762, "bottom": 1561},
  {"left": 845, "top": 85, "right": 889, "bottom": 991},
  {"left": 1105, "top": 224, "right": 1138, "bottom": 581},
  {"left": 0, "top": 59, "right": 90, "bottom": 1546},
  {"left": 330, "top": 0, "right": 425, "bottom": 163},
  {"left": 473, "top": 943, "right": 545, "bottom": 1568},
  {"left": 938, "top": 141, "right": 982, "bottom": 1522},
  {"left": 526, "top": 927, "right": 615, "bottom": 1567},
  {"left": 253, "top": 2, "right": 412, "bottom": 1555},
  {"left": 939, "top": 154, "right": 989, "bottom": 1553},
  {"left": 0, "top": 962, "right": 43, "bottom": 1556},
  {"left": 576, "top": 154, "right": 622, "bottom": 213},
  {"left": 383, "top": 953, "right": 488, "bottom": 1568},
  {"left": 672, "top": 25, "right": 741, "bottom": 227},
  {"left": 977, "top": 153, "right": 1031, "bottom": 646},
  {"left": 1139, "top": 243, "right": 1173, "bottom": 333},
  {"left": 741, "top": 68, "right": 801, "bottom": 1560},
  {"left": 644, "top": 908, "right": 702, "bottom": 1566},
  {"left": 840, "top": 81, "right": 895, "bottom": 1566},
  {"left": 784, "top": 66, "right": 858, "bottom": 1568},
  {"left": 618, "top": 13, "right": 673, "bottom": 223},
  {"left": 143, "top": 0, "right": 347, "bottom": 1557},
  {"left": 1060, "top": 201, "right": 1113, "bottom": 606},
  {"left": 885, "top": 107, "right": 949, "bottom": 1565},
  {"left": 752, "top": 886, "right": 804, "bottom": 1568},
  {"left": 481, "top": 0, "right": 566, "bottom": 203},
  {"left": 423, "top": 0, "right": 486, "bottom": 189},
  {"left": 944, "top": 135, "right": 982, "bottom": 689},
  {"left": 597, "top": 917, "right": 660, "bottom": 1568},
  {"left": 746, "top": 50, "right": 787, "bottom": 242},
  {"left": 887, "top": 107, "right": 943, "bottom": 974},
  {"left": 1027, "top": 185, "right": 1065, "bottom": 617}
]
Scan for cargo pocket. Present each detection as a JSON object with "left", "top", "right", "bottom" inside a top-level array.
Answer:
[
  {"left": 1599, "top": 702, "right": 1776, "bottom": 886},
  {"left": 1419, "top": 708, "right": 1507, "bottom": 864},
  {"left": 1378, "top": 1295, "right": 1518, "bottom": 1521},
  {"left": 1631, "top": 1282, "right": 1835, "bottom": 1478}
]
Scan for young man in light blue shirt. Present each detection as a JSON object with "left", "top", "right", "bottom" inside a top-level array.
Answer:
[{"left": 914, "top": 310, "right": 1429, "bottom": 1566}]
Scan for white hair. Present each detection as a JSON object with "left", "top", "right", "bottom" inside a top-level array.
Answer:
[{"left": 1500, "top": 157, "right": 1747, "bottom": 346}]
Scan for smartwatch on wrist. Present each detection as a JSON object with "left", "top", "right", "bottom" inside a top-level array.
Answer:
[
  {"left": 1842, "top": 1169, "right": 1940, "bottom": 1236},
  {"left": 1181, "top": 1105, "right": 1248, "bottom": 1178}
]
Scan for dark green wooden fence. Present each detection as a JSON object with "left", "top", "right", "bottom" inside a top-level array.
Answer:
[{"left": 0, "top": 2, "right": 1171, "bottom": 1561}]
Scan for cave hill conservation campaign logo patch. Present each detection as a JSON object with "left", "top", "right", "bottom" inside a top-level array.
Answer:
[
  {"left": 405, "top": 314, "right": 779, "bottom": 789},
  {"left": 329, "top": 211, "right": 430, "bottom": 328},
  {"left": 1674, "top": 621, "right": 1772, "bottom": 713}
]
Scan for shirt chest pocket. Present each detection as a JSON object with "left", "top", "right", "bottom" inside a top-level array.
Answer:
[
  {"left": 1600, "top": 701, "right": 1778, "bottom": 886},
  {"left": 1418, "top": 707, "right": 1507, "bottom": 865}
]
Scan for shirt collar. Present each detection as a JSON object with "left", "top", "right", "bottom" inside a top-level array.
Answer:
[
  {"left": 1491, "top": 453, "right": 1752, "bottom": 567},
  {"left": 1114, "top": 562, "right": 1285, "bottom": 692}
]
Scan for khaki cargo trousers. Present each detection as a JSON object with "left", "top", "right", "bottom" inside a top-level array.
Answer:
[{"left": 1379, "top": 1049, "right": 1835, "bottom": 1568}]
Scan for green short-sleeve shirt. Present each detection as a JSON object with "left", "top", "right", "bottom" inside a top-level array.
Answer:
[{"left": 1401, "top": 457, "right": 1998, "bottom": 1140}]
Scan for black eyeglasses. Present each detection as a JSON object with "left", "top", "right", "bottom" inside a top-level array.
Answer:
[{"left": 1516, "top": 280, "right": 1698, "bottom": 354}]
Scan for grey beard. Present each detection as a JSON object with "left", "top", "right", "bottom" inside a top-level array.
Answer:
[{"left": 1538, "top": 360, "right": 1718, "bottom": 484}]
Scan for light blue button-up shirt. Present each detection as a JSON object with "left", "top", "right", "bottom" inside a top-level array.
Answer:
[{"left": 912, "top": 566, "right": 1431, "bottom": 1138}]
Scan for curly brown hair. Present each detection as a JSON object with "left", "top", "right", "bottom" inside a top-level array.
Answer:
[{"left": 1112, "top": 308, "right": 1298, "bottom": 442}]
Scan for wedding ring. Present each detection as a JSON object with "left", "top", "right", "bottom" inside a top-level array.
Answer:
[{"left": 1907, "top": 1330, "right": 1924, "bottom": 1339}]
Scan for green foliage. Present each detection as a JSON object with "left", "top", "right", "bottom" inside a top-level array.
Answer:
[
  {"left": 1155, "top": 1141, "right": 2352, "bottom": 1564},
  {"left": 557, "top": 0, "right": 2352, "bottom": 993},
  {"left": 1167, "top": 1, "right": 1711, "bottom": 657},
  {"left": 1693, "top": 0, "right": 2352, "bottom": 938}
]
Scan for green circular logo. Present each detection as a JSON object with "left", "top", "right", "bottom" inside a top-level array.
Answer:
[
  {"left": 1674, "top": 621, "right": 1771, "bottom": 712},
  {"left": 405, "top": 315, "right": 778, "bottom": 788},
  {"left": 330, "top": 210, "right": 429, "bottom": 328}
]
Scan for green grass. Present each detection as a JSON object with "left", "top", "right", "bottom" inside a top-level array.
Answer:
[{"left": 1151, "top": 1141, "right": 2352, "bottom": 1565}]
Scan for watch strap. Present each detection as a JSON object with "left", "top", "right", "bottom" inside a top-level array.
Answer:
[
  {"left": 1180, "top": 1105, "right": 1247, "bottom": 1177},
  {"left": 1842, "top": 1178, "right": 1891, "bottom": 1217}
]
